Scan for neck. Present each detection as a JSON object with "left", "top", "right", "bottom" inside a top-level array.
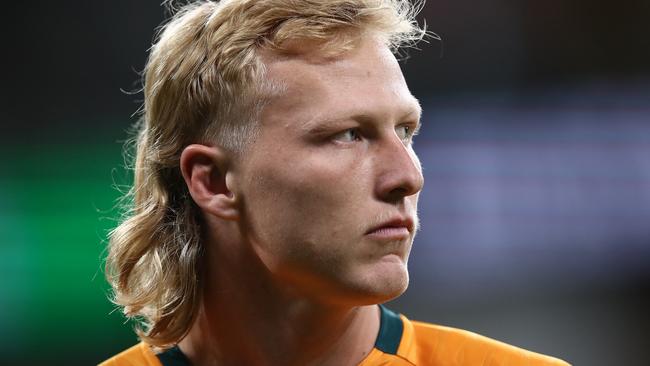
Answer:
[{"left": 178, "top": 219, "right": 380, "bottom": 366}]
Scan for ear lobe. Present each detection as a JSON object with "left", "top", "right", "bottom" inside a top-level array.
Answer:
[{"left": 180, "top": 144, "right": 239, "bottom": 220}]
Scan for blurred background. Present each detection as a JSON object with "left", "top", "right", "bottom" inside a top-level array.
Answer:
[{"left": 2, "top": 0, "right": 649, "bottom": 365}]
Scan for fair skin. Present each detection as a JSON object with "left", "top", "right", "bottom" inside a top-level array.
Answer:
[{"left": 179, "top": 35, "right": 423, "bottom": 366}]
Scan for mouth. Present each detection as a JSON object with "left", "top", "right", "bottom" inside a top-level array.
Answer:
[{"left": 365, "top": 217, "right": 414, "bottom": 240}]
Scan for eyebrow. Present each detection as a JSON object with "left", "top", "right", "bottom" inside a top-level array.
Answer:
[
  {"left": 411, "top": 97, "right": 423, "bottom": 120},
  {"left": 410, "top": 98, "right": 423, "bottom": 135},
  {"left": 303, "top": 97, "right": 422, "bottom": 134}
]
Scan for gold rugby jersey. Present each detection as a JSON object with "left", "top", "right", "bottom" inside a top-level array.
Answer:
[{"left": 100, "top": 305, "right": 570, "bottom": 366}]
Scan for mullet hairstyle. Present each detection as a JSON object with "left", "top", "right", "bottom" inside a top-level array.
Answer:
[{"left": 106, "top": 0, "right": 428, "bottom": 348}]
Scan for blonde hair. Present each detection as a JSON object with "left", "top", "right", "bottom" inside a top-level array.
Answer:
[{"left": 106, "top": 0, "right": 428, "bottom": 348}]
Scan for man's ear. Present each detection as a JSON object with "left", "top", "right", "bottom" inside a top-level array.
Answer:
[{"left": 180, "top": 144, "right": 239, "bottom": 220}]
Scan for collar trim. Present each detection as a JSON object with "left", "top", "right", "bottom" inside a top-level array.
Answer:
[{"left": 374, "top": 304, "right": 404, "bottom": 355}]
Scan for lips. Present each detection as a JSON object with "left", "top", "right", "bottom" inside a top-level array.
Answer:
[{"left": 365, "top": 217, "right": 414, "bottom": 236}]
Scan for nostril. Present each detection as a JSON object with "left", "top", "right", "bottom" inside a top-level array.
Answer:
[
  {"left": 390, "top": 186, "right": 409, "bottom": 196},
  {"left": 385, "top": 186, "right": 412, "bottom": 202}
]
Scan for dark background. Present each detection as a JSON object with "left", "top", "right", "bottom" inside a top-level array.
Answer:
[{"left": 2, "top": 1, "right": 649, "bottom": 365}]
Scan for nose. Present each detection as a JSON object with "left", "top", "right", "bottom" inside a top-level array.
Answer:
[{"left": 374, "top": 136, "right": 424, "bottom": 202}]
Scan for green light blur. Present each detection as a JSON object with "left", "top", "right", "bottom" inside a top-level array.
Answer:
[{"left": 0, "top": 142, "right": 137, "bottom": 364}]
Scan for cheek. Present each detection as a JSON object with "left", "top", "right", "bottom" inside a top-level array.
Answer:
[
  {"left": 253, "top": 158, "right": 357, "bottom": 221},
  {"left": 243, "top": 152, "right": 367, "bottom": 256}
]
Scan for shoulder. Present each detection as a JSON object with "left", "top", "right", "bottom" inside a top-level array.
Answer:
[
  {"left": 99, "top": 342, "right": 162, "bottom": 366},
  {"left": 402, "top": 317, "right": 571, "bottom": 366}
]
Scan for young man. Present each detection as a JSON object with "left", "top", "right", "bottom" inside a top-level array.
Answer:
[{"left": 102, "top": 1, "right": 570, "bottom": 365}]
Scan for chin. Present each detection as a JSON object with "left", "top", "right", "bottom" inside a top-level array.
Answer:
[
  {"left": 346, "top": 261, "right": 410, "bottom": 305},
  {"left": 375, "top": 267, "right": 410, "bottom": 302}
]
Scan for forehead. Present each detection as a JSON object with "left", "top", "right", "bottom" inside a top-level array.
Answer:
[{"left": 260, "top": 37, "right": 420, "bottom": 127}]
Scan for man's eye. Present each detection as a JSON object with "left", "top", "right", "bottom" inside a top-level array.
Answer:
[
  {"left": 396, "top": 125, "right": 411, "bottom": 140},
  {"left": 333, "top": 129, "right": 361, "bottom": 142}
]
